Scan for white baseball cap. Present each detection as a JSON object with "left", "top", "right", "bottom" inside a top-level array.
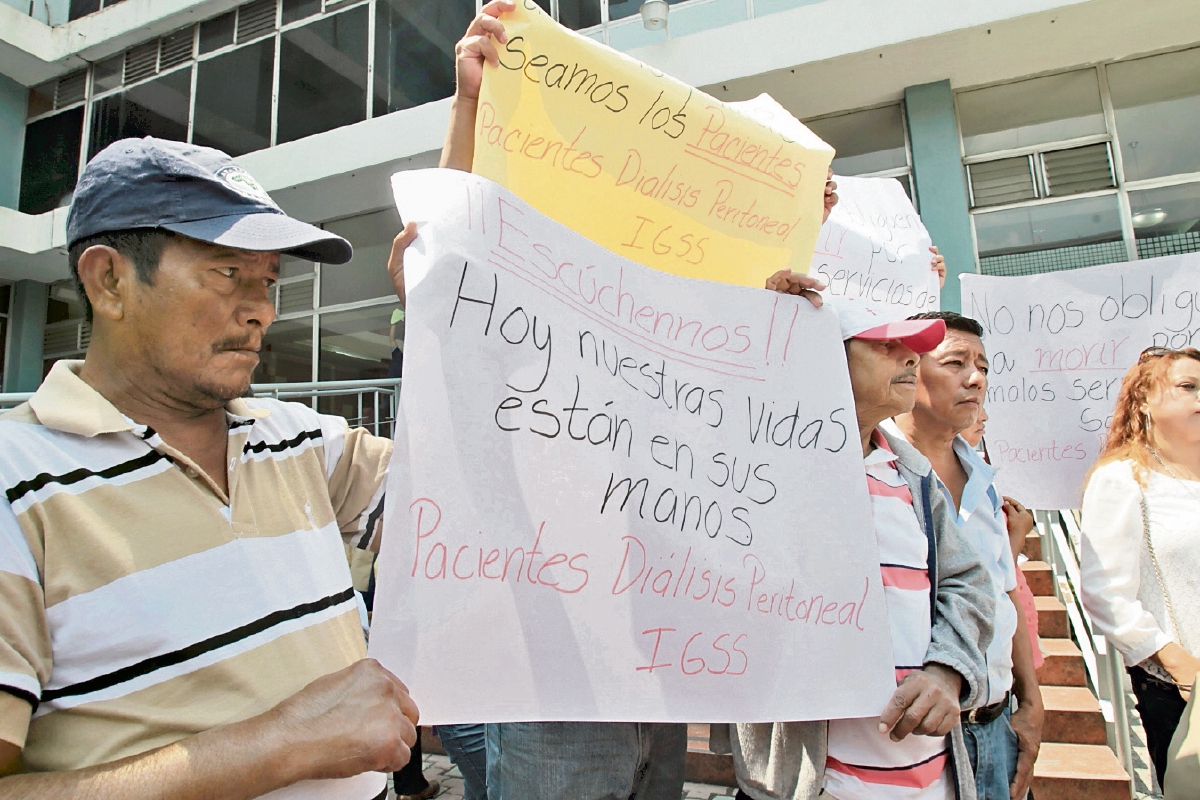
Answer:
[{"left": 829, "top": 297, "right": 946, "bottom": 354}]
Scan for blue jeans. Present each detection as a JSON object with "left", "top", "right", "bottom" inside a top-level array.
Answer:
[
  {"left": 963, "top": 706, "right": 1019, "bottom": 800},
  {"left": 485, "top": 722, "right": 687, "bottom": 800},
  {"left": 435, "top": 724, "right": 489, "bottom": 800}
]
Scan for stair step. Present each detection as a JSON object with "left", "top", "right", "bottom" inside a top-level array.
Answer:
[
  {"left": 1022, "top": 531, "right": 1043, "bottom": 561},
  {"left": 1032, "top": 742, "right": 1130, "bottom": 799},
  {"left": 1035, "top": 595, "right": 1069, "bottom": 639},
  {"left": 1038, "top": 638, "right": 1088, "bottom": 687},
  {"left": 1022, "top": 561, "right": 1054, "bottom": 596},
  {"left": 1042, "top": 686, "right": 1107, "bottom": 744},
  {"left": 686, "top": 750, "right": 736, "bottom": 787},
  {"left": 685, "top": 724, "right": 735, "bottom": 787}
]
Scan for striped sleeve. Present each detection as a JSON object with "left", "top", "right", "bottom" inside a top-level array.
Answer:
[
  {"left": 323, "top": 418, "right": 392, "bottom": 551},
  {"left": 0, "top": 498, "right": 51, "bottom": 748}
]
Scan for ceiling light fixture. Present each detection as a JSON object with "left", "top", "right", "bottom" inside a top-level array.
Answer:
[{"left": 640, "top": 0, "right": 668, "bottom": 31}]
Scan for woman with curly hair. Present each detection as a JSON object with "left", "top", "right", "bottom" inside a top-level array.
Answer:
[{"left": 1080, "top": 347, "right": 1200, "bottom": 786}]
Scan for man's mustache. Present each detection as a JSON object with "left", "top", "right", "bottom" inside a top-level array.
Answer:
[{"left": 213, "top": 335, "right": 260, "bottom": 353}]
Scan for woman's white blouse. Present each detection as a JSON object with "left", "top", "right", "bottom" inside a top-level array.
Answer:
[{"left": 1080, "top": 459, "right": 1200, "bottom": 668}]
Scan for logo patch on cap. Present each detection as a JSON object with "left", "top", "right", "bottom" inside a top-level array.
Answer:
[{"left": 216, "top": 165, "right": 274, "bottom": 205}]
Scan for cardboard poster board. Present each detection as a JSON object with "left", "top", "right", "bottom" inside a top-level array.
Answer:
[
  {"left": 368, "top": 168, "right": 895, "bottom": 724},
  {"left": 472, "top": 2, "right": 834, "bottom": 287},
  {"left": 961, "top": 252, "right": 1200, "bottom": 509}
]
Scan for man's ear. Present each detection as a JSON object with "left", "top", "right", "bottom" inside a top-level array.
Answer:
[{"left": 76, "top": 246, "right": 135, "bottom": 321}]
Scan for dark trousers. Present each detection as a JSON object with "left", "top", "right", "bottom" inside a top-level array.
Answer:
[
  {"left": 393, "top": 729, "right": 430, "bottom": 795},
  {"left": 1130, "top": 665, "right": 1189, "bottom": 787}
]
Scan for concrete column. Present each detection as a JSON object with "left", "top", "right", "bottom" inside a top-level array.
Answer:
[
  {"left": 904, "top": 80, "right": 975, "bottom": 313},
  {"left": 0, "top": 73, "right": 26, "bottom": 211},
  {"left": 6, "top": 281, "right": 48, "bottom": 393}
]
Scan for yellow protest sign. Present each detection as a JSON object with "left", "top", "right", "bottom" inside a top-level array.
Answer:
[{"left": 472, "top": 1, "right": 834, "bottom": 288}]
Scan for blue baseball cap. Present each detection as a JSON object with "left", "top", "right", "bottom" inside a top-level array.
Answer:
[{"left": 67, "top": 137, "right": 352, "bottom": 264}]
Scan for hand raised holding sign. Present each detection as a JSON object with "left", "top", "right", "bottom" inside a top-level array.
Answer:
[
  {"left": 824, "top": 168, "right": 838, "bottom": 224},
  {"left": 442, "top": 1, "right": 514, "bottom": 172},
  {"left": 760, "top": 168, "right": 836, "bottom": 307},
  {"left": 454, "top": 1, "right": 513, "bottom": 102},
  {"left": 387, "top": 221, "right": 418, "bottom": 306},
  {"left": 930, "top": 245, "right": 946, "bottom": 288}
]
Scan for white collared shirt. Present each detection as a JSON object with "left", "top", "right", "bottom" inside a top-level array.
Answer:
[{"left": 948, "top": 436, "right": 1018, "bottom": 705}]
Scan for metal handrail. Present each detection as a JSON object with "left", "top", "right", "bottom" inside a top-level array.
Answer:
[
  {"left": 1, "top": 378, "right": 402, "bottom": 438},
  {"left": 1035, "top": 509, "right": 1136, "bottom": 796}
]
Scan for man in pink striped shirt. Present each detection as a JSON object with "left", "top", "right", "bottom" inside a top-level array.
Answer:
[{"left": 731, "top": 297, "right": 995, "bottom": 800}]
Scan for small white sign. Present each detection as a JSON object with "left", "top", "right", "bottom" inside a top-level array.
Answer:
[{"left": 813, "top": 176, "right": 938, "bottom": 319}]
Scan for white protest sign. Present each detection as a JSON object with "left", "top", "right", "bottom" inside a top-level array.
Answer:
[
  {"left": 961, "top": 251, "right": 1200, "bottom": 510},
  {"left": 367, "top": 168, "right": 894, "bottom": 724},
  {"left": 812, "top": 176, "right": 938, "bottom": 318}
]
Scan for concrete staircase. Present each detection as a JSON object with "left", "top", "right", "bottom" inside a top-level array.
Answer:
[{"left": 1022, "top": 531, "right": 1134, "bottom": 799}]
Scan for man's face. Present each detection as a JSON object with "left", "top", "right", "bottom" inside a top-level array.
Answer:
[
  {"left": 845, "top": 338, "right": 921, "bottom": 430},
  {"left": 913, "top": 329, "right": 988, "bottom": 435},
  {"left": 123, "top": 237, "right": 278, "bottom": 407}
]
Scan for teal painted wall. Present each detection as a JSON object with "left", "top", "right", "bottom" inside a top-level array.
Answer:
[
  {"left": 904, "top": 80, "right": 975, "bottom": 313},
  {"left": 0, "top": 73, "right": 27, "bottom": 210},
  {"left": 7, "top": 281, "right": 47, "bottom": 393}
]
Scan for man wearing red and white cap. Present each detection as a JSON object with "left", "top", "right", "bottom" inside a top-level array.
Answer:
[{"left": 730, "top": 298, "right": 994, "bottom": 800}]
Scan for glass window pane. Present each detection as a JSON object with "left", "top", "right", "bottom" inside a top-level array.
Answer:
[
  {"left": 69, "top": 0, "right": 101, "bottom": 21},
  {"left": 806, "top": 104, "right": 907, "bottom": 176},
  {"left": 0, "top": 284, "right": 10, "bottom": 314},
  {"left": 277, "top": 7, "right": 369, "bottom": 145},
  {"left": 28, "top": 81, "right": 56, "bottom": 119},
  {"left": 1108, "top": 48, "right": 1200, "bottom": 182},
  {"left": 1130, "top": 181, "right": 1200, "bottom": 259},
  {"left": 282, "top": 0, "right": 321, "bottom": 25},
  {"left": 258, "top": 316, "right": 314, "bottom": 383},
  {"left": 320, "top": 208, "right": 403, "bottom": 307},
  {"left": 958, "top": 70, "right": 1105, "bottom": 156},
  {"left": 199, "top": 11, "right": 236, "bottom": 53},
  {"left": 46, "top": 281, "right": 87, "bottom": 322},
  {"left": 194, "top": 39, "right": 275, "bottom": 156},
  {"left": 20, "top": 107, "right": 84, "bottom": 215},
  {"left": 373, "top": 0, "right": 472, "bottom": 116},
  {"left": 558, "top": 0, "right": 600, "bottom": 29},
  {"left": 319, "top": 307, "right": 398, "bottom": 431},
  {"left": 93, "top": 55, "right": 124, "bottom": 94},
  {"left": 280, "top": 254, "right": 315, "bottom": 278},
  {"left": 318, "top": 305, "right": 395, "bottom": 386},
  {"left": 88, "top": 69, "right": 192, "bottom": 159},
  {"left": 974, "top": 195, "right": 1125, "bottom": 276}
]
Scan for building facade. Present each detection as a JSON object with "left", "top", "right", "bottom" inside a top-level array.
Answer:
[{"left": 1, "top": 0, "right": 1198, "bottom": 392}]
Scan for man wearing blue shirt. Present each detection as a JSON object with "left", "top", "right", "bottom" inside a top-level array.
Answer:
[{"left": 889, "top": 311, "right": 1044, "bottom": 800}]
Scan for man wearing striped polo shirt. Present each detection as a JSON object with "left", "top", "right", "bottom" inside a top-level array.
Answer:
[
  {"left": 731, "top": 297, "right": 995, "bottom": 800},
  {"left": 0, "top": 138, "right": 417, "bottom": 798}
]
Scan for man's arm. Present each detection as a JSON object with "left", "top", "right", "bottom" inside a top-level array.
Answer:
[
  {"left": 1007, "top": 589, "right": 1043, "bottom": 800},
  {"left": 441, "top": 1, "right": 514, "bottom": 171},
  {"left": 0, "top": 659, "right": 418, "bottom": 799}
]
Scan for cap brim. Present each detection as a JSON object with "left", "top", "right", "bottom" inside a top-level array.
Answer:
[
  {"left": 161, "top": 212, "right": 352, "bottom": 264},
  {"left": 854, "top": 318, "right": 947, "bottom": 354}
]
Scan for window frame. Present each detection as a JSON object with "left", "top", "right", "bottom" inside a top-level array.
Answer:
[
  {"left": 960, "top": 50, "right": 1200, "bottom": 274},
  {"left": 802, "top": 100, "right": 916, "bottom": 208}
]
